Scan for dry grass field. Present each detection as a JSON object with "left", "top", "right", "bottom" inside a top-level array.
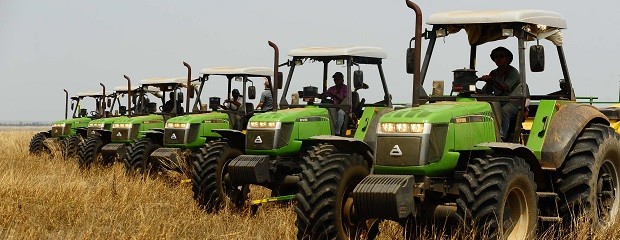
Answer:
[{"left": 2, "top": 130, "right": 620, "bottom": 239}]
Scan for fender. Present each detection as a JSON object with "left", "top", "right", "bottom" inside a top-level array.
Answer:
[
  {"left": 477, "top": 142, "right": 546, "bottom": 188},
  {"left": 43, "top": 130, "right": 52, "bottom": 137},
  {"left": 76, "top": 127, "right": 88, "bottom": 138},
  {"left": 212, "top": 129, "right": 245, "bottom": 152},
  {"left": 541, "top": 103, "right": 608, "bottom": 169},
  {"left": 93, "top": 129, "right": 112, "bottom": 143},
  {"left": 144, "top": 130, "right": 164, "bottom": 146},
  {"left": 301, "top": 135, "right": 374, "bottom": 167}
]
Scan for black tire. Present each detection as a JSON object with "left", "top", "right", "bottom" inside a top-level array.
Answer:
[
  {"left": 62, "top": 135, "right": 82, "bottom": 159},
  {"left": 124, "top": 139, "right": 161, "bottom": 175},
  {"left": 78, "top": 136, "right": 113, "bottom": 168},
  {"left": 295, "top": 144, "right": 374, "bottom": 240},
  {"left": 455, "top": 156, "right": 538, "bottom": 240},
  {"left": 191, "top": 141, "right": 246, "bottom": 211},
  {"left": 29, "top": 132, "right": 48, "bottom": 155},
  {"left": 557, "top": 123, "right": 620, "bottom": 226}
]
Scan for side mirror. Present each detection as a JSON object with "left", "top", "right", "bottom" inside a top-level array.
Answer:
[
  {"left": 248, "top": 86, "right": 256, "bottom": 99},
  {"left": 406, "top": 48, "right": 415, "bottom": 74},
  {"left": 188, "top": 85, "right": 195, "bottom": 99},
  {"left": 530, "top": 45, "right": 545, "bottom": 72},
  {"left": 177, "top": 92, "right": 184, "bottom": 103},
  {"left": 353, "top": 70, "right": 364, "bottom": 89},
  {"left": 277, "top": 72, "right": 284, "bottom": 89}
]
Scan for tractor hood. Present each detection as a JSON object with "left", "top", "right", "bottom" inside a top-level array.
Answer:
[
  {"left": 166, "top": 112, "right": 229, "bottom": 124},
  {"left": 115, "top": 114, "right": 164, "bottom": 125},
  {"left": 380, "top": 100, "right": 491, "bottom": 124},
  {"left": 249, "top": 106, "right": 328, "bottom": 123},
  {"left": 89, "top": 116, "right": 128, "bottom": 124},
  {"left": 53, "top": 117, "right": 91, "bottom": 125}
]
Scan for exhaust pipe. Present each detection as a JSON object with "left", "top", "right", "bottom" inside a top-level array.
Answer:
[
  {"left": 63, "top": 89, "right": 69, "bottom": 119},
  {"left": 124, "top": 75, "right": 132, "bottom": 116},
  {"left": 183, "top": 62, "right": 192, "bottom": 113},
  {"left": 406, "top": 0, "right": 423, "bottom": 107},
  {"left": 268, "top": 40, "right": 279, "bottom": 110},
  {"left": 100, "top": 83, "right": 106, "bottom": 115}
]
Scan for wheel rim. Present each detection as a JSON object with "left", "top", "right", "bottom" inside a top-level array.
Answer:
[
  {"left": 597, "top": 159, "right": 619, "bottom": 226},
  {"left": 503, "top": 186, "right": 530, "bottom": 240}
]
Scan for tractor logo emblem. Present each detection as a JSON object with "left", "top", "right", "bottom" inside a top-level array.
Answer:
[
  {"left": 254, "top": 136, "right": 263, "bottom": 144},
  {"left": 116, "top": 132, "right": 122, "bottom": 137},
  {"left": 171, "top": 133, "right": 177, "bottom": 140},
  {"left": 390, "top": 145, "right": 403, "bottom": 156}
]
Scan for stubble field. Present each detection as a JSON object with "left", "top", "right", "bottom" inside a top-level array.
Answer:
[{"left": 2, "top": 130, "right": 620, "bottom": 239}]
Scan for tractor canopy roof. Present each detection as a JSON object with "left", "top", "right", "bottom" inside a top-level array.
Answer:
[
  {"left": 200, "top": 67, "right": 273, "bottom": 77},
  {"left": 139, "top": 77, "right": 188, "bottom": 87},
  {"left": 74, "top": 91, "right": 105, "bottom": 97},
  {"left": 427, "top": 9, "right": 566, "bottom": 46},
  {"left": 288, "top": 46, "right": 387, "bottom": 59},
  {"left": 113, "top": 85, "right": 141, "bottom": 93}
]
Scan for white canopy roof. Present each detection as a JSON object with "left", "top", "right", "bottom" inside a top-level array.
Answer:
[
  {"left": 288, "top": 46, "right": 387, "bottom": 59},
  {"left": 427, "top": 10, "right": 566, "bottom": 28},
  {"left": 75, "top": 91, "right": 104, "bottom": 97},
  {"left": 139, "top": 77, "right": 188, "bottom": 86},
  {"left": 113, "top": 85, "right": 141, "bottom": 92},
  {"left": 200, "top": 67, "right": 273, "bottom": 77}
]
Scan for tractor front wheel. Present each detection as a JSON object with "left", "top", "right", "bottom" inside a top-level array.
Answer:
[
  {"left": 557, "top": 123, "right": 620, "bottom": 227},
  {"left": 124, "top": 139, "right": 161, "bottom": 175},
  {"left": 295, "top": 144, "right": 375, "bottom": 240},
  {"left": 191, "top": 141, "right": 246, "bottom": 212},
  {"left": 78, "top": 136, "right": 114, "bottom": 168},
  {"left": 456, "top": 156, "right": 537, "bottom": 240},
  {"left": 62, "top": 135, "right": 83, "bottom": 159},
  {"left": 29, "top": 132, "right": 48, "bottom": 155}
]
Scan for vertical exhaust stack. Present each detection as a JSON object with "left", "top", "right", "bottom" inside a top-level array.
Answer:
[
  {"left": 124, "top": 75, "right": 132, "bottom": 116},
  {"left": 63, "top": 89, "right": 69, "bottom": 119},
  {"left": 183, "top": 62, "right": 192, "bottom": 113},
  {"left": 406, "top": 0, "right": 423, "bottom": 107},
  {"left": 268, "top": 40, "right": 279, "bottom": 110},
  {"left": 100, "top": 83, "right": 106, "bottom": 116}
]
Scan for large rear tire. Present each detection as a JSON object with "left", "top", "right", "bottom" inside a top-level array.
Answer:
[
  {"left": 29, "top": 132, "right": 48, "bottom": 155},
  {"left": 78, "top": 136, "right": 113, "bottom": 168},
  {"left": 456, "top": 156, "right": 538, "bottom": 240},
  {"left": 557, "top": 123, "right": 620, "bottom": 227},
  {"left": 124, "top": 139, "right": 161, "bottom": 175},
  {"left": 191, "top": 141, "right": 246, "bottom": 212},
  {"left": 295, "top": 144, "right": 374, "bottom": 240}
]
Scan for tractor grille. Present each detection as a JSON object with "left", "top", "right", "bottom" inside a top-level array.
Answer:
[
  {"left": 87, "top": 126, "right": 103, "bottom": 137},
  {"left": 164, "top": 124, "right": 200, "bottom": 145},
  {"left": 375, "top": 136, "right": 422, "bottom": 166},
  {"left": 51, "top": 126, "right": 64, "bottom": 137},
  {"left": 112, "top": 127, "right": 138, "bottom": 141},
  {"left": 246, "top": 130, "right": 275, "bottom": 150}
]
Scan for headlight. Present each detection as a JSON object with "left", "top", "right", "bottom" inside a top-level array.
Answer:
[
  {"left": 166, "top": 122, "right": 189, "bottom": 129},
  {"left": 249, "top": 121, "right": 278, "bottom": 129},
  {"left": 89, "top": 123, "right": 105, "bottom": 128},
  {"left": 113, "top": 123, "right": 132, "bottom": 128},
  {"left": 52, "top": 123, "right": 66, "bottom": 127},
  {"left": 380, "top": 123, "right": 425, "bottom": 133}
]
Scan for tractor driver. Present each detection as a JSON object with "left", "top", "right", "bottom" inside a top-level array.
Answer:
[
  {"left": 479, "top": 46, "right": 520, "bottom": 141},
  {"left": 319, "top": 72, "right": 348, "bottom": 135}
]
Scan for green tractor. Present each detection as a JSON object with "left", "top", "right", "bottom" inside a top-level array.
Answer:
[
  {"left": 294, "top": 1, "right": 620, "bottom": 239},
  {"left": 147, "top": 42, "right": 282, "bottom": 179},
  {"left": 29, "top": 87, "right": 110, "bottom": 157},
  {"left": 77, "top": 76, "right": 154, "bottom": 167},
  {"left": 97, "top": 71, "right": 195, "bottom": 171},
  {"left": 149, "top": 66, "right": 276, "bottom": 177},
  {"left": 121, "top": 66, "right": 206, "bottom": 174},
  {"left": 191, "top": 45, "right": 393, "bottom": 211}
]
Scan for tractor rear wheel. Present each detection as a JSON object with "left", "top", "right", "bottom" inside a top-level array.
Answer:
[
  {"left": 191, "top": 141, "right": 246, "bottom": 212},
  {"left": 124, "top": 139, "right": 161, "bottom": 175},
  {"left": 29, "top": 132, "right": 48, "bottom": 155},
  {"left": 456, "top": 156, "right": 537, "bottom": 240},
  {"left": 78, "top": 136, "right": 113, "bottom": 168},
  {"left": 557, "top": 123, "right": 620, "bottom": 226},
  {"left": 295, "top": 144, "right": 375, "bottom": 240}
]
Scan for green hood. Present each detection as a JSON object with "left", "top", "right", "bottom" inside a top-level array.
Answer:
[
  {"left": 249, "top": 106, "right": 328, "bottom": 123},
  {"left": 381, "top": 100, "right": 492, "bottom": 124},
  {"left": 166, "top": 112, "right": 229, "bottom": 124}
]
